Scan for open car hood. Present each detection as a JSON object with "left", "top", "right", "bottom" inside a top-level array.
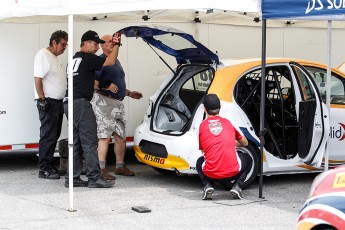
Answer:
[{"left": 118, "top": 25, "right": 219, "bottom": 65}]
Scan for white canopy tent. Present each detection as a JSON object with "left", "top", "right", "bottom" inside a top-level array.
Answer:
[
  {"left": 1, "top": 0, "right": 261, "bottom": 211},
  {"left": 3, "top": 1, "right": 345, "bottom": 28},
  {"left": 1, "top": 0, "right": 260, "bottom": 21}
]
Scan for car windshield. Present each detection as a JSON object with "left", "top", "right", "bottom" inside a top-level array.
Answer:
[{"left": 304, "top": 66, "right": 345, "bottom": 105}]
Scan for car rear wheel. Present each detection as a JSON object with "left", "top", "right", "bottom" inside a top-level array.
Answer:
[{"left": 237, "top": 143, "right": 259, "bottom": 189}]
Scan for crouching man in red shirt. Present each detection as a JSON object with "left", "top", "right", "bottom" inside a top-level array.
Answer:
[{"left": 196, "top": 94, "right": 253, "bottom": 200}]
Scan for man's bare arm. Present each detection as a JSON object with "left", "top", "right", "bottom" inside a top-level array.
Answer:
[
  {"left": 34, "top": 77, "right": 45, "bottom": 99},
  {"left": 236, "top": 136, "right": 248, "bottom": 147}
]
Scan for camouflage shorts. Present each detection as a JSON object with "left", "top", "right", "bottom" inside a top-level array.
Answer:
[{"left": 91, "top": 93, "right": 126, "bottom": 139}]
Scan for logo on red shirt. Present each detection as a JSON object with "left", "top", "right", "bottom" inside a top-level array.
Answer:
[{"left": 209, "top": 121, "right": 222, "bottom": 135}]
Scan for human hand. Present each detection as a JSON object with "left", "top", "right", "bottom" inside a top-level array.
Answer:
[
  {"left": 112, "top": 32, "right": 122, "bottom": 46},
  {"left": 94, "top": 80, "right": 100, "bottom": 90},
  {"left": 129, "top": 91, "right": 143, "bottom": 99},
  {"left": 105, "top": 83, "right": 118, "bottom": 93},
  {"left": 37, "top": 98, "right": 49, "bottom": 111}
]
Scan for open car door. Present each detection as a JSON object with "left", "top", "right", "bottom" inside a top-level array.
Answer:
[{"left": 290, "top": 62, "right": 329, "bottom": 166}]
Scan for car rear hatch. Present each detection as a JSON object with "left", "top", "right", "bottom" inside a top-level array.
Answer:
[
  {"left": 119, "top": 25, "right": 218, "bottom": 135},
  {"left": 118, "top": 25, "right": 219, "bottom": 65}
]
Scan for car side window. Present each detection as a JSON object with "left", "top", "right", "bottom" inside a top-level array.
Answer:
[
  {"left": 304, "top": 66, "right": 345, "bottom": 104},
  {"left": 182, "top": 69, "right": 213, "bottom": 92},
  {"left": 180, "top": 68, "right": 213, "bottom": 113}
]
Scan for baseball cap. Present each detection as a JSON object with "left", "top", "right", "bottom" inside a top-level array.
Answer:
[
  {"left": 203, "top": 94, "right": 220, "bottom": 110},
  {"left": 81, "top": 30, "right": 105, "bottom": 44}
]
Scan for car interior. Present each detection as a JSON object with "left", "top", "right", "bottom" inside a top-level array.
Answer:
[
  {"left": 151, "top": 63, "right": 305, "bottom": 160},
  {"left": 234, "top": 65, "right": 299, "bottom": 159},
  {"left": 152, "top": 64, "right": 214, "bottom": 135}
]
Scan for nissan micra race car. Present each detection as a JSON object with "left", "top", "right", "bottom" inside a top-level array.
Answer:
[
  {"left": 120, "top": 25, "right": 345, "bottom": 188},
  {"left": 297, "top": 165, "right": 345, "bottom": 230}
]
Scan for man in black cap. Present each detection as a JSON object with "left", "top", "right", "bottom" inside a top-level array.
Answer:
[
  {"left": 197, "top": 93, "right": 252, "bottom": 200},
  {"left": 63, "top": 30, "right": 121, "bottom": 188}
]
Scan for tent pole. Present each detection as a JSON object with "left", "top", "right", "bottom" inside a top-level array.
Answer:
[
  {"left": 67, "top": 13, "right": 75, "bottom": 212},
  {"left": 324, "top": 20, "right": 332, "bottom": 171},
  {"left": 259, "top": 19, "right": 267, "bottom": 199}
]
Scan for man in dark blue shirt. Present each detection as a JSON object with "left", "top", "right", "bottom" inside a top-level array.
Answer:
[{"left": 91, "top": 34, "right": 143, "bottom": 180}]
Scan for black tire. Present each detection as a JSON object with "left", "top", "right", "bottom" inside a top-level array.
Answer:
[
  {"left": 152, "top": 167, "right": 177, "bottom": 176},
  {"left": 58, "top": 138, "right": 68, "bottom": 158},
  {"left": 237, "top": 143, "right": 259, "bottom": 189},
  {"left": 311, "top": 224, "right": 336, "bottom": 230}
]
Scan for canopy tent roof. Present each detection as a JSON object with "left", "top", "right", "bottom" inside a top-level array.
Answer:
[
  {"left": 2, "top": 0, "right": 345, "bottom": 28},
  {"left": 1, "top": 0, "right": 260, "bottom": 20}
]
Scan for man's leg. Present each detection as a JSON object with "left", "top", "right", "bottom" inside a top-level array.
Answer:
[
  {"left": 70, "top": 101, "right": 84, "bottom": 179},
  {"left": 78, "top": 101, "right": 114, "bottom": 188},
  {"left": 230, "top": 153, "right": 253, "bottom": 199},
  {"left": 196, "top": 156, "right": 214, "bottom": 200},
  {"left": 92, "top": 93, "right": 116, "bottom": 180},
  {"left": 113, "top": 133, "right": 134, "bottom": 176},
  {"left": 234, "top": 153, "right": 253, "bottom": 188},
  {"left": 64, "top": 100, "right": 88, "bottom": 188},
  {"left": 37, "top": 100, "right": 63, "bottom": 179},
  {"left": 78, "top": 102, "right": 101, "bottom": 181},
  {"left": 98, "top": 138, "right": 115, "bottom": 180}
]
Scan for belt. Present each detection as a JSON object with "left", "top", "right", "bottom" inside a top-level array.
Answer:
[
  {"left": 74, "top": 98, "right": 89, "bottom": 102},
  {"left": 46, "top": 97, "right": 63, "bottom": 102},
  {"left": 64, "top": 98, "right": 90, "bottom": 104},
  {"left": 96, "top": 91, "right": 124, "bottom": 101}
]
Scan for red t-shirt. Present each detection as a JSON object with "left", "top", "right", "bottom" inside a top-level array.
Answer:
[{"left": 199, "top": 115, "right": 243, "bottom": 179}]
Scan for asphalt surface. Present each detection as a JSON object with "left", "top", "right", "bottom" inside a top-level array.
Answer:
[{"left": 0, "top": 150, "right": 317, "bottom": 230}]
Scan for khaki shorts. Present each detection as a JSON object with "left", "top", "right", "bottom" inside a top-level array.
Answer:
[{"left": 91, "top": 92, "right": 126, "bottom": 139}]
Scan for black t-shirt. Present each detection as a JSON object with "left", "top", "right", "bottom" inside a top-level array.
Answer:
[{"left": 66, "top": 51, "right": 106, "bottom": 101}]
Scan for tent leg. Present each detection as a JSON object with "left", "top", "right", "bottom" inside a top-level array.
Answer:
[
  {"left": 324, "top": 20, "right": 332, "bottom": 172},
  {"left": 67, "top": 13, "right": 75, "bottom": 212},
  {"left": 259, "top": 19, "right": 267, "bottom": 199}
]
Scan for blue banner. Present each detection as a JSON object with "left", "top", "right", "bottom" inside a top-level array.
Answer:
[{"left": 262, "top": 0, "right": 345, "bottom": 19}]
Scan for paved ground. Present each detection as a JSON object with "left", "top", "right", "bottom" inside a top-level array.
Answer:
[{"left": 0, "top": 150, "right": 317, "bottom": 230}]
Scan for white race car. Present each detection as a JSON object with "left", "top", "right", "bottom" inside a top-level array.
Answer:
[{"left": 119, "top": 25, "right": 345, "bottom": 187}]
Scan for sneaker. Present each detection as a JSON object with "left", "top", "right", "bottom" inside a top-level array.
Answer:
[
  {"left": 115, "top": 166, "right": 135, "bottom": 176},
  {"left": 65, "top": 178, "right": 88, "bottom": 188},
  {"left": 101, "top": 169, "right": 116, "bottom": 180},
  {"left": 38, "top": 168, "right": 60, "bottom": 179},
  {"left": 88, "top": 177, "right": 115, "bottom": 188},
  {"left": 202, "top": 185, "right": 214, "bottom": 200},
  {"left": 230, "top": 184, "right": 244, "bottom": 199}
]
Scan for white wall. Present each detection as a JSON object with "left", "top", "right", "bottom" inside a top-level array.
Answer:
[
  {"left": 1, "top": 21, "right": 345, "bottom": 145},
  {"left": 0, "top": 23, "right": 41, "bottom": 145}
]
